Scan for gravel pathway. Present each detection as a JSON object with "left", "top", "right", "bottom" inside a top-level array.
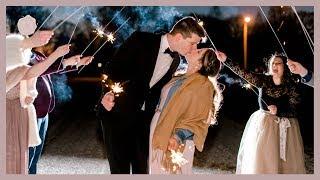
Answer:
[{"left": 37, "top": 114, "right": 313, "bottom": 174}]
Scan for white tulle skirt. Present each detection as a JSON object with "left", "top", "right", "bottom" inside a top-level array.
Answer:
[{"left": 236, "top": 110, "right": 306, "bottom": 174}]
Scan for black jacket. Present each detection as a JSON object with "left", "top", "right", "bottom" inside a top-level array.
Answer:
[{"left": 100, "top": 31, "right": 179, "bottom": 115}]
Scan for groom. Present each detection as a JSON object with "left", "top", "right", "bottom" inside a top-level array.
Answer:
[{"left": 98, "top": 16, "right": 206, "bottom": 174}]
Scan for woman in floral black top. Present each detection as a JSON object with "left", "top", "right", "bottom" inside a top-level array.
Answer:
[{"left": 215, "top": 51, "right": 306, "bottom": 174}]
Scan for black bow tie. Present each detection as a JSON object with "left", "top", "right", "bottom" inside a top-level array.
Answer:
[{"left": 164, "top": 48, "right": 178, "bottom": 59}]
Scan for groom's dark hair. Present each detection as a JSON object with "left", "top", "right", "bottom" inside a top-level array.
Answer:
[{"left": 169, "top": 16, "right": 205, "bottom": 39}]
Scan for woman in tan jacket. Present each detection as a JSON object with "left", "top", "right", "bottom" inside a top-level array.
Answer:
[{"left": 149, "top": 48, "right": 223, "bottom": 174}]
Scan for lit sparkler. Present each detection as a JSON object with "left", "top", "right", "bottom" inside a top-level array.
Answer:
[
  {"left": 170, "top": 150, "right": 188, "bottom": 168},
  {"left": 80, "top": 6, "right": 125, "bottom": 55},
  {"left": 110, "top": 82, "right": 124, "bottom": 96},
  {"left": 243, "top": 83, "right": 252, "bottom": 90},
  {"left": 106, "top": 33, "right": 116, "bottom": 44},
  {"left": 78, "top": 17, "right": 131, "bottom": 74},
  {"left": 198, "top": 19, "right": 204, "bottom": 27},
  {"left": 93, "top": 27, "right": 106, "bottom": 37}
]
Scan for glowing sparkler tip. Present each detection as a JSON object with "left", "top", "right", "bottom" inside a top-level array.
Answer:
[
  {"left": 198, "top": 20, "right": 204, "bottom": 27},
  {"left": 94, "top": 27, "right": 105, "bottom": 37},
  {"left": 170, "top": 150, "right": 188, "bottom": 167},
  {"left": 98, "top": 63, "right": 102, "bottom": 67},
  {"left": 243, "top": 84, "right": 252, "bottom": 89},
  {"left": 111, "top": 82, "right": 124, "bottom": 94},
  {"left": 106, "top": 33, "right": 116, "bottom": 44}
]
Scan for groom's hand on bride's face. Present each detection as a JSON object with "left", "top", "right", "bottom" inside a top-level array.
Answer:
[{"left": 101, "top": 92, "right": 115, "bottom": 111}]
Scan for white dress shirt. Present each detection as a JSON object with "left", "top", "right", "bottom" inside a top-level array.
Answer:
[
  {"left": 149, "top": 34, "right": 174, "bottom": 88},
  {"left": 141, "top": 34, "right": 173, "bottom": 110}
]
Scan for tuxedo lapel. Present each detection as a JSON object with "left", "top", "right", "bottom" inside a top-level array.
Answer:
[{"left": 143, "top": 34, "right": 162, "bottom": 84}]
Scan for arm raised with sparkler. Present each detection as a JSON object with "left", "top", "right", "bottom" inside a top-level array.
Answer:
[
  {"left": 23, "top": 44, "right": 70, "bottom": 80},
  {"left": 215, "top": 50, "right": 266, "bottom": 88},
  {"left": 287, "top": 59, "right": 313, "bottom": 86},
  {"left": 63, "top": 55, "right": 94, "bottom": 68}
]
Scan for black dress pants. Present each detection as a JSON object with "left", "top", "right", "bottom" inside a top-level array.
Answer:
[{"left": 100, "top": 111, "right": 151, "bottom": 174}]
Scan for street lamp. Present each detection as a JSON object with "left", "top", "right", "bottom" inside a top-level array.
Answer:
[{"left": 243, "top": 16, "right": 251, "bottom": 70}]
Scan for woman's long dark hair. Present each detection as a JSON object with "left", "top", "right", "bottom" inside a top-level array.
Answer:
[
  {"left": 266, "top": 53, "right": 297, "bottom": 84},
  {"left": 198, "top": 48, "right": 223, "bottom": 125}
]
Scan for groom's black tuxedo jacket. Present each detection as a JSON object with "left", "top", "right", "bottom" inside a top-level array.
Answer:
[{"left": 100, "top": 31, "right": 179, "bottom": 118}]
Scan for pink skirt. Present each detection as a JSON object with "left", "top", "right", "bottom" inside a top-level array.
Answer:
[{"left": 6, "top": 98, "right": 29, "bottom": 174}]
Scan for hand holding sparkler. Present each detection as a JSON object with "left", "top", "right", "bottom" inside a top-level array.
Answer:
[
  {"left": 214, "top": 50, "right": 227, "bottom": 63},
  {"left": 50, "top": 44, "right": 71, "bottom": 59},
  {"left": 167, "top": 148, "right": 188, "bottom": 173},
  {"left": 101, "top": 81, "right": 124, "bottom": 111},
  {"left": 77, "top": 56, "right": 94, "bottom": 67},
  {"left": 286, "top": 59, "right": 308, "bottom": 77},
  {"left": 101, "top": 92, "right": 115, "bottom": 111},
  {"left": 166, "top": 136, "right": 189, "bottom": 173},
  {"left": 63, "top": 55, "right": 82, "bottom": 66},
  {"left": 167, "top": 136, "right": 180, "bottom": 151},
  {"left": 62, "top": 55, "right": 93, "bottom": 67}
]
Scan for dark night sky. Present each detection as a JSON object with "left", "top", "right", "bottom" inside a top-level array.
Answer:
[{"left": 45, "top": 6, "right": 314, "bottom": 25}]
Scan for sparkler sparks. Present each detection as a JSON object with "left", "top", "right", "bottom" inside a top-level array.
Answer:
[
  {"left": 80, "top": 6, "right": 125, "bottom": 56},
  {"left": 106, "top": 33, "right": 116, "bottom": 44},
  {"left": 111, "top": 82, "right": 124, "bottom": 94},
  {"left": 170, "top": 150, "right": 188, "bottom": 168},
  {"left": 198, "top": 20, "right": 204, "bottom": 27},
  {"left": 93, "top": 27, "right": 106, "bottom": 37},
  {"left": 243, "top": 83, "right": 252, "bottom": 90},
  {"left": 78, "top": 17, "right": 131, "bottom": 74}
]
